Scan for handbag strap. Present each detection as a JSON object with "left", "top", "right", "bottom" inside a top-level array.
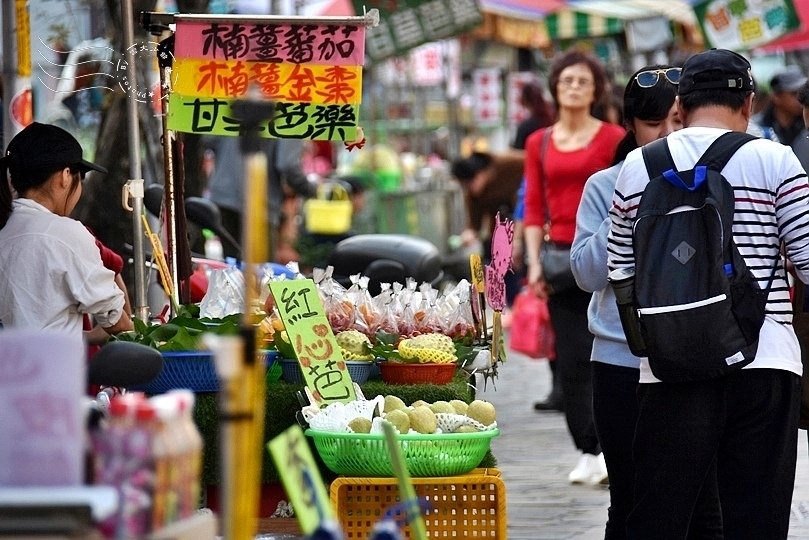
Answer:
[{"left": 539, "top": 127, "right": 552, "bottom": 233}]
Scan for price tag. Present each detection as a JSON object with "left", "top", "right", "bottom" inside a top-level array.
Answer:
[
  {"left": 267, "top": 426, "right": 334, "bottom": 535},
  {"left": 270, "top": 279, "right": 355, "bottom": 405},
  {"left": 469, "top": 254, "right": 485, "bottom": 293}
]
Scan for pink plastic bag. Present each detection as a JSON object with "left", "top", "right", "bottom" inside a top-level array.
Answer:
[{"left": 509, "top": 289, "right": 556, "bottom": 360}]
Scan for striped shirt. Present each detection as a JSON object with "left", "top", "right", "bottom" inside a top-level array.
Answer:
[{"left": 608, "top": 126, "right": 809, "bottom": 382}]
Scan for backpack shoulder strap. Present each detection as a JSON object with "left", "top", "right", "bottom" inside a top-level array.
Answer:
[
  {"left": 641, "top": 137, "right": 676, "bottom": 179},
  {"left": 697, "top": 131, "right": 757, "bottom": 171}
]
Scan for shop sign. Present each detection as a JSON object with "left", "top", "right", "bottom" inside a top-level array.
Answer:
[
  {"left": 693, "top": 0, "right": 799, "bottom": 50},
  {"left": 167, "top": 19, "right": 367, "bottom": 140},
  {"left": 269, "top": 279, "right": 356, "bottom": 405},
  {"left": 354, "top": 0, "right": 483, "bottom": 61},
  {"left": 472, "top": 68, "right": 501, "bottom": 127},
  {"left": 506, "top": 72, "right": 535, "bottom": 136}
]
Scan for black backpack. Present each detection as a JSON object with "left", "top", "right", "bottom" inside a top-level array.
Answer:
[{"left": 631, "top": 131, "right": 774, "bottom": 381}]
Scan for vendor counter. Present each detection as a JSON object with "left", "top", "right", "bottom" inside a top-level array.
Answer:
[{"left": 192, "top": 372, "right": 494, "bottom": 488}]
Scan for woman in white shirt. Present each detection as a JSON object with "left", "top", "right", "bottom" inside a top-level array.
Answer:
[{"left": 0, "top": 122, "right": 133, "bottom": 338}]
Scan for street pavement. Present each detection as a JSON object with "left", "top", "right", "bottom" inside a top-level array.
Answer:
[{"left": 477, "top": 346, "right": 809, "bottom": 539}]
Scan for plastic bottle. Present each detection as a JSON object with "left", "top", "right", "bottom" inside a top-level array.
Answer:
[
  {"left": 203, "top": 229, "right": 224, "bottom": 261},
  {"left": 125, "top": 401, "right": 158, "bottom": 537},
  {"left": 169, "top": 390, "right": 204, "bottom": 518},
  {"left": 150, "top": 396, "right": 174, "bottom": 530}
]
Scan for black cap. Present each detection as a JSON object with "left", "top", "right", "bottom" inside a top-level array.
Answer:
[
  {"left": 0, "top": 122, "right": 107, "bottom": 179},
  {"left": 678, "top": 49, "right": 754, "bottom": 96}
]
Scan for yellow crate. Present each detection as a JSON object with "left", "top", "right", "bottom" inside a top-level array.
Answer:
[{"left": 330, "top": 468, "right": 507, "bottom": 539}]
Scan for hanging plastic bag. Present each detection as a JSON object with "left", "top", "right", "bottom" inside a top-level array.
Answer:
[{"left": 508, "top": 289, "right": 555, "bottom": 360}]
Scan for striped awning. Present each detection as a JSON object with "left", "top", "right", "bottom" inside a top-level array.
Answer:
[{"left": 544, "top": 9, "right": 624, "bottom": 40}]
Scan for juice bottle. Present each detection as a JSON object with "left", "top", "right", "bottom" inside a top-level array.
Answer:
[
  {"left": 169, "top": 390, "right": 204, "bottom": 518},
  {"left": 150, "top": 396, "right": 174, "bottom": 530}
]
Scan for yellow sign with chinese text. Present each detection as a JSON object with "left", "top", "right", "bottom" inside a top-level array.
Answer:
[
  {"left": 269, "top": 279, "right": 355, "bottom": 404},
  {"left": 267, "top": 425, "right": 334, "bottom": 535}
]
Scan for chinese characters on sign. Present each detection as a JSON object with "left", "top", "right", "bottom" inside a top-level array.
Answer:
[
  {"left": 353, "top": 0, "right": 483, "bottom": 61},
  {"left": 168, "top": 20, "right": 366, "bottom": 140},
  {"left": 267, "top": 426, "right": 333, "bottom": 535},
  {"left": 694, "top": 0, "right": 798, "bottom": 49},
  {"left": 269, "top": 280, "right": 355, "bottom": 404}
]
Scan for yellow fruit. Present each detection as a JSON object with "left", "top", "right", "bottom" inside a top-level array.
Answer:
[
  {"left": 397, "top": 333, "right": 458, "bottom": 364},
  {"left": 348, "top": 417, "right": 372, "bottom": 434},
  {"left": 411, "top": 400, "right": 429, "bottom": 409},
  {"left": 336, "top": 330, "right": 374, "bottom": 361},
  {"left": 429, "top": 401, "right": 454, "bottom": 414},
  {"left": 449, "top": 400, "right": 469, "bottom": 415},
  {"left": 384, "top": 409, "right": 410, "bottom": 434},
  {"left": 407, "top": 405, "right": 438, "bottom": 434},
  {"left": 383, "top": 395, "right": 407, "bottom": 413},
  {"left": 454, "top": 425, "right": 479, "bottom": 433},
  {"left": 467, "top": 400, "right": 496, "bottom": 426}
]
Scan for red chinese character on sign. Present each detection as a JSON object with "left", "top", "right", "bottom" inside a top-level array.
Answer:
[
  {"left": 223, "top": 61, "right": 249, "bottom": 96},
  {"left": 284, "top": 64, "right": 316, "bottom": 102},
  {"left": 196, "top": 60, "right": 229, "bottom": 94},
  {"left": 251, "top": 62, "right": 283, "bottom": 98},
  {"left": 316, "top": 65, "right": 357, "bottom": 104}
]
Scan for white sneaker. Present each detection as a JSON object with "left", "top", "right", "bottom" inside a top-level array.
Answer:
[
  {"left": 568, "top": 453, "right": 609, "bottom": 485},
  {"left": 591, "top": 453, "right": 609, "bottom": 485},
  {"left": 568, "top": 454, "right": 592, "bottom": 484}
]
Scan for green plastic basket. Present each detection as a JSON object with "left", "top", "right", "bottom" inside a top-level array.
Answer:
[{"left": 305, "top": 428, "right": 499, "bottom": 477}]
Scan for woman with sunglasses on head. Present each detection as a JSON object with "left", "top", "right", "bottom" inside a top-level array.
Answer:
[
  {"left": 0, "top": 123, "right": 133, "bottom": 339},
  {"left": 523, "top": 50, "right": 625, "bottom": 485},
  {"left": 571, "top": 66, "right": 720, "bottom": 538}
]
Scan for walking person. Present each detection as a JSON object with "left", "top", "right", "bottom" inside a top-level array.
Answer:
[
  {"left": 571, "top": 65, "right": 682, "bottom": 536},
  {"left": 523, "top": 50, "right": 625, "bottom": 484},
  {"left": 608, "top": 49, "right": 809, "bottom": 539},
  {"left": 509, "top": 79, "right": 564, "bottom": 412}
]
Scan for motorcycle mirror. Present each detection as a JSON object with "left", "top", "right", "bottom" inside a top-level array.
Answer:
[
  {"left": 88, "top": 341, "right": 164, "bottom": 387},
  {"left": 185, "top": 197, "right": 242, "bottom": 255},
  {"left": 144, "top": 184, "right": 165, "bottom": 218}
]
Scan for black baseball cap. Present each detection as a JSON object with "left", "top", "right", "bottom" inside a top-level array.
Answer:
[
  {"left": 0, "top": 122, "right": 107, "bottom": 179},
  {"left": 678, "top": 49, "right": 754, "bottom": 96}
]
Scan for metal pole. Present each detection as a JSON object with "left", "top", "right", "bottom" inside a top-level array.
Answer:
[
  {"left": 2, "top": 1, "right": 15, "bottom": 149},
  {"left": 122, "top": 0, "right": 149, "bottom": 321}
]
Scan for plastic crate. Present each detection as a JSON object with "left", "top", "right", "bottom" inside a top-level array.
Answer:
[
  {"left": 306, "top": 429, "right": 499, "bottom": 477},
  {"left": 280, "top": 358, "right": 372, "bottom": 384},
  {"left": 330, "top": 468, "right": 507, "bottom": 539}
]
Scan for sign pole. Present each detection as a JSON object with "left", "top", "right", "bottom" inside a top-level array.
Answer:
[{"left": 122, "top": 0, "right": 149, "bottom": 321}]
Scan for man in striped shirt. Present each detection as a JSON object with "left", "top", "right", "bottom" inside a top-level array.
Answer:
[{"left": 608, "top": 49, "right": 809, "bottom": 539}]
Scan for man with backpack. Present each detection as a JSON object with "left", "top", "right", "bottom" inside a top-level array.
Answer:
[{"left": 608, "top": 49, "right": 809, "bottom": 538}]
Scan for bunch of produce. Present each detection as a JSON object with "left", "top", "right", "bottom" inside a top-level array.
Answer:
[
  {"left": 308, "top": 395, "right": 498, "bottom": 435},
  {"left": 396, "top": 333, "right": 457, "bottom": 364}
]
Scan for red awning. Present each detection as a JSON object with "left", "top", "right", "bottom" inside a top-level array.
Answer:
[{"left": 757, "top": 1, "right": 809, "bottom": 53}]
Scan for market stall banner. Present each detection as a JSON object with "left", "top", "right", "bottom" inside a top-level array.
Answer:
[
  {"left": 353, "top": 0, "right": 483, "bottom": 61},
  {"left": 693, "top": 0, "right": 799, "bottom": 50},
  {"left": 269, "top": 280, "right": 356, "bottom": 405},
  {"left": 168, "top": 19, "right": 365, "bottom": 140}
]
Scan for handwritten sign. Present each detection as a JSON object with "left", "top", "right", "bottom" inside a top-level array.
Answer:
[
  {"left": 485, "top": 212, "right": 514, "bottom": 312},
  {"left": 175, "top": 22, "right": 365, "bottom": 64},
  {"left": 693, "top": 0, "right": 798, "bottom": 50},
  {"left": 469, "top": 253, "right": 484, "bottom": 294},
  {"left": 0, "top": 330, "right": 85, "bottom": 486},
  {"left": 269, "top": 279, "right": 355, "bottom": 404},
  {"left": 173, "top": 60, "right": 362, "bottom": 101},
  {"left": 168, "top": 94, "right": 359, "bottom": 140},
  {"left": 267, "top": 426, "right": 334, "bottom": 535},
  {"left": 169, "top": 19, "right": 366, "bottom": 140}
]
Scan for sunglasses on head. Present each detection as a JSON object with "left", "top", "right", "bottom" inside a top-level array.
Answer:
[{"left": 635, "top": 68, "right": 681, "bottom": 88}]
